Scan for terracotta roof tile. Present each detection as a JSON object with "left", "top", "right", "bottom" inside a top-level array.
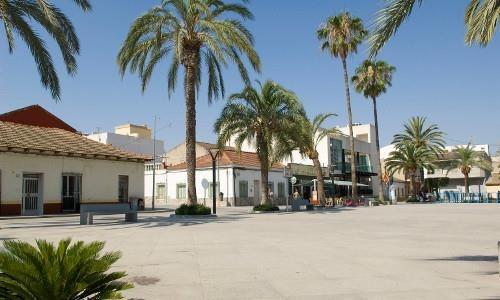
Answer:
[
  {"left": 169, "top": 149, "right": 283, "bottom": 170},
  {"left": 0, "top": 121, "right": 148, "bottom": 161}
]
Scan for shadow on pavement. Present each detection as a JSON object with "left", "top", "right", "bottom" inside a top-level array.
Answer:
[{"left": 425, "top": 255, "right": 498, "bottom": 262}]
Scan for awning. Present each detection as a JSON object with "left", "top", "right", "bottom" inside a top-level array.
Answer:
[{"left": 325, "top": 180, "right": 369, "bottom": 187}]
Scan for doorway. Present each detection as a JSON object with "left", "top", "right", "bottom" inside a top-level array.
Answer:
[
  {"left": 62, "top": 174, "right": 81, "bottom": 212},
  {"left": 23, "top": 174, "right": 42, "bottom": 216}
]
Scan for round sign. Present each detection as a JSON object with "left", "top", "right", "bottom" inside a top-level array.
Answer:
[{"left": 290, "top": 176, "right": 297, "bottom": 185}]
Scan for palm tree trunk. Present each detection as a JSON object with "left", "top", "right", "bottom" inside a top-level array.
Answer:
[
  {"left": 342, "top": 58, "right": 358, "bottom": 199},
  {"left": 464, "top": 173, "right": 469, "bottom": 196},
  {"left": 257, "top": 133, "right": 270, "bottom": 205},
  {"left": 184, "top": 49, "right": 198, "bottom": 205},
  {"left": 371, "top": 97, "right": 386, "bottom": 204},
  {"left": 409, "top": 172, "right": 416, "bottom": 199},
  {"left": 312, "top": 155, "right": 326, "bottom": 205}
]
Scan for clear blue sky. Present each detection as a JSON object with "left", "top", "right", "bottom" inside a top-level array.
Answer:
[{"left": 1, "top": 0, "right": 499, "bottom": 153}]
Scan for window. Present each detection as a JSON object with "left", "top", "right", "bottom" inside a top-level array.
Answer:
[
  {"left": 176, "top": 183, "right": 186, "bottom": 199},
  {"left": 239, "top": 181, "right": 248, "bottom": 198},
  {"left": 267, "top": 182, "right": 274, "bottom": 193},
  {"left": 278, "top": 182, "right": 285, "bottom": 199},
  {"left": 157, "top": 183, "right": 166, "bottom": 199},
  {"left": 329, "top": 138, "right": 343, "bottom": 170},
  {"left": 118, "top": 175, "right": 129, "bottom": 203},
  {"left": 209, "top": 182, "right": 220, "bottom": 197}
]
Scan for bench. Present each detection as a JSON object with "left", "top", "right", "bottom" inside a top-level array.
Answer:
[
  {"left": 80, "top": 201, "right": 138, "bottom": 225},
  {"left": 291, "top": 199, "right": 314, "bottom": 211}
]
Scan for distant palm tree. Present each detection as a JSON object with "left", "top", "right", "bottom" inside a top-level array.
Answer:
[
  {"left": 318, "top": 12, "right": 368, "bottom": 199},
  {"left": 0, "top": 238, "right": 131, "bottom": 299},
  {"left": 385, "top": 143, "right": 437, "bottom": 199},
  {"left": 296, "top": 113, "right": 340, "bottom": 205},
  {"left": 118, "top": 0, "right": 260, "bottom": 205},
  {"left": 393, "top": 116, "right": 445, "bottom": 155},
  {"left": 215, "top": 81, "right": 305, "bottom": 204},
  {"left": 369, "top": 0, "right": 500, "bottom": 57},
  {"left": 1, "top": 0, "right": 91, "bottom": 100},
  {"left": 352, "top": 59, "right": 396, "bottom": 203},
  {"left": 444, "top": 143, "right": 492, "bottom": 195}
]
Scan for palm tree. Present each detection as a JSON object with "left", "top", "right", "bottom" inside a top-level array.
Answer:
[
  {"left": 352, "top": 59, "right": 396, "bottom": 203},
  {"left": 465, "top": 0, "right": 500, "bottom": 46},
  {"left": 215, "top": 81, "right": 305, "bottom": 205},
  {"left": 385, "top": 142, "right": 437, "bottom": 199},
  {"left": 369, "top": 0, "right": 500, "bottom": 57},
  {"left": 393, "top": 116, "right": 445, "bottom": 155},
  {"left": 0, "top": 238, "right": 131, "bottom": 299},
  {"left": 296, "top": 113, "right": 340, "bottom": 205},
  {"left": 318, "top": 12, "right": 368, "bottom": 200},
  {"left": 118, "top": 0, "right": 260, "bottom": 205},
  {"left": 444, "top": 143, "right": 492, "bottom": 195},
  {"left": 1, "top": 0, "right": 91, "bottom": 100}
]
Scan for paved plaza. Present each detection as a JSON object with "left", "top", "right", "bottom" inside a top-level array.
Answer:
[{"left": 0, "top": 204, "right": 499, "bottom": 299}]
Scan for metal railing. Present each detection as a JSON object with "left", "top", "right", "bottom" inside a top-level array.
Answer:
[{"left": 438, "top": 191, "right": 500, "bottom": 203}]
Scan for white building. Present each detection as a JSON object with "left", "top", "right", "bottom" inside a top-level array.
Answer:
[
  {"left": 87, "top": 123, "right": 165, "bottom": 156},
  {"left": 0, "top": 117, "right": 146, "bottom": 216},
  {"left": 226, "top": 123, "right": 380, "bottom": 200},
  {"left": 166, "top": 149, "right": 288, "bottom": 207}
]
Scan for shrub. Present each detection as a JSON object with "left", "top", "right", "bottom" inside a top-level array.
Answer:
[
  {"left": 406, "top": 197, "right": 420, "bottom": 203},
  {"left": 0, "top": 238, "right": 132, "bottom": 299},
  {"left": 253, "top": 203, "right": 280, "bottom": 212},
  {"left": 175, "top": 204, "right": 211, "bottom": 215}
]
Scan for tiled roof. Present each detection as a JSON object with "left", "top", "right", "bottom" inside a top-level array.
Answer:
[
  {"left": 0, "top": 105, "right": 77, "bottom": 132},
  {"left": 169, "top": 149, "right": 283, "bottom": 170},
  {"left": 486, "top": 174, "right": 500, "bottom": 186},
  {"left": 0, "top": 121, "right": 148, "bottom": 161}
]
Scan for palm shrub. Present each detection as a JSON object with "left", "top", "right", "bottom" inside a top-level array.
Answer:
[
  {"left": 369, "top": 0, "right": 500, "bottom": 57},
  {"left": 1, "top": 0, "right": 91, "bottom": 100},
  {"left": 318, "top": 12, "right": 368, "bottom": 200},
  {"left": 296, "top": 113, "right": 339, "bottom": 205},
  {"left": 118, "top": 0, "right": 261, "bottom": 205},
  {"left": 444, "top": 143, "right": 492, "bottom": 195},
  {"left": 352, "top": 59, "right": 396, "bottom": 203},
  {"left": 385, "top": 143, "right": 437, "bottom": 199},
  {"left": 0, "top": 238, "right": 131, "bottom": 299},
  {"left": 215, "top": 80, "right": 305, "bottom": 205}
]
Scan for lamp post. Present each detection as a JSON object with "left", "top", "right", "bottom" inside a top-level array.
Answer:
[{"left": 208, "top": 148, "right": 220, "bottom": 215}]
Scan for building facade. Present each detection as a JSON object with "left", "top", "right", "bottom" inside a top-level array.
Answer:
[
  {"left": 166, "top": 150, "right": 288, "bottom": 207},
  {"left": 0, "top": 110, "right": 146, "bottom": 216}
]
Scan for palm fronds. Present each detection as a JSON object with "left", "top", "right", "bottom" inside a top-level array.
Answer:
[{"left": 465, "top": 0, "right": 500, "bottom": 46}]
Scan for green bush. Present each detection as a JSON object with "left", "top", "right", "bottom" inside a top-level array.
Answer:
[
  {"left": 253, "top": 203, "right": 280, "bottom": 212},
  {"left": 0, "top": 238, "right": 132, "bottom": 299},
  {"left": 175, "top": 204, "right": 211, "bottom": 215}
]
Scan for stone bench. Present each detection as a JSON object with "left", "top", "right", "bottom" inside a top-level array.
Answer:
[
  {"left": 291, "top": 199, "right": 314, "bottom": 212},
  {"left": 80, "top": 201, "right": 138, "bottom": 225}
]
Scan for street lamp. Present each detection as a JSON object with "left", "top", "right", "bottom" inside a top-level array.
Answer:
[{"left": 208, "top": 148, "right": 220, "bottom": 215}]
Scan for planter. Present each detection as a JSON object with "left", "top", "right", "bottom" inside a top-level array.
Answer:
[{"left": 169, "top": 214, "right": 217, "bottom": 219}]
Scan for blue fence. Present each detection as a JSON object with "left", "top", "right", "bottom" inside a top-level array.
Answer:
[{"left": 438, "top": 191, "right": 500, "bottom": 203}]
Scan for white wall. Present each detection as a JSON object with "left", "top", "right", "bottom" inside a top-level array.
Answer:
[
  {"left": 0, "top": 152, "right": 144, "bottom": 205},
  {"left": 87, "top": 132, "right": 165, "bottom": 156},
  {"left": 144, "top": 168, "right": 168, "bottom": 207},
  {"left": 166, "top": 167, "right": 288, "bottom": 206}
]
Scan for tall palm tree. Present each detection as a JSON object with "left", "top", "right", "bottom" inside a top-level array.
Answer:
[
  {"left": 1, "top": 0, "right": 91, "bottom": 100},
  {"left": 444, "top": 143, "right": 492, "bottom": 195},
  {"left": 385, "top": 142, "right": 437, "bottom": 199},
  {"left": 369, "top": 0, "right": 500, "bottom": 57},
  {"left": 118, "top": 0, "right": 260, "bottom": 205},
  {"left": 296, "top": 113, "right": 339, "bottom": 205},
  {"left": 215, "top": 80, "right": 305, "bottom": 205},
  {"left": 352, "top": 59, "right": 396, "bottom": 203},
  {"left": 0, "top": 238, "right": 131, "bottom": 299},
  {"left": 318, "top": 12, "right": 368, "bottom": 200}
]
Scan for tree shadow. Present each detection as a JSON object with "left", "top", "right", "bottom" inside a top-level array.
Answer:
[{"left": 425, "top": 255, "right": 498, "bottom": 262}]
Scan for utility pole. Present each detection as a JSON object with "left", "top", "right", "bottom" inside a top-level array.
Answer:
[{"left": 152, "top": 115, "right": 157, "bottom": 210}]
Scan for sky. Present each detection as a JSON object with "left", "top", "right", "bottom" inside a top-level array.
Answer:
[{"left": 1, "top": 0, "right": 499, "bottom": 153}]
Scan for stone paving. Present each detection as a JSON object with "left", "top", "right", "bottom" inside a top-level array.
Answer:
[{"left": 0, "top": 204, "right": 499, "bottom": 299}]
